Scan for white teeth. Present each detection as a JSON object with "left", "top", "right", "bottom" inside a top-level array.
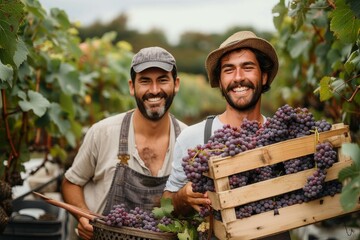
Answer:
[
  {"left": 147, "top": 97, "right": 161, "bottom": 102},
  {"left": 233, "top": 86, "right": 249, "bottom": 92}
]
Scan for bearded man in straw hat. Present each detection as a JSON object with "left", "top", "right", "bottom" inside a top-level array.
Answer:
[{"left": 163, "top": 31, "right": 291, "bottom": 239}]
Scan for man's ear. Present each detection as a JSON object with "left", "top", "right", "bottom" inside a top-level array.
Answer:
[
  {"left": 174, "top": 77, "right": 180, "bottom": 94},
  {"left": 262, "top": 72, "right": 268, "bottom": 86},
  {"left": 128, "top": 79, "right": 135, "bottom": 96}
]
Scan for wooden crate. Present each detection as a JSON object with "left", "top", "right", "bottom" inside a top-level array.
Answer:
[{"left": 206, "top": 123, "right": 360, "bottom": 239}]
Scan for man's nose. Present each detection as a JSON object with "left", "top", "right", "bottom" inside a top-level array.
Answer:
[
  {"left": 234, "top": 68, "right": 244, "bottom": 81},
  {"left": 149, "top": 82, "right": 161, "bottom": 94}
]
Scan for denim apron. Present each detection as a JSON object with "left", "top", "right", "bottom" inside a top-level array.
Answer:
[{"left": 102, "top": 110, "right": 181, "bottom": 215}]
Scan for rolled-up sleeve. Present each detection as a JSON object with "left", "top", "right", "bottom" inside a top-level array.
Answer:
[{"left": 64, "top": 125, "right": 97, "bottom": 186}]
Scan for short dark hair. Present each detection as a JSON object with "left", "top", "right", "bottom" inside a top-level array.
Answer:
[
  {"left": 130, "top": 67, "right": 178, "bottom": 83},
  {"left": 213, "top": 48, "right": 274, "bottom": 93}
]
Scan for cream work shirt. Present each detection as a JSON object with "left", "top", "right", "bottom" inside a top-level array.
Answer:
[{"left": 64, "top": 111, "right": 187, "bottom": 213}]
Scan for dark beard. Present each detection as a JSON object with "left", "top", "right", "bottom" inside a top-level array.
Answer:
[
  {"left": 135, "top": 91, "right": 175, "bottom": 121},
  {"left": 221, "top": 80, "right": 262, "bottom": 112}
]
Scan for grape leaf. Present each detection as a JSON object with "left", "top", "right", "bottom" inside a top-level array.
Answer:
[
  {"left": 50, "top": 145, "right": 68, "bottom": 162},
  {"left": 13, "top": 39, "right": 29, "bottom": 68},
  {"left": 0, "top": 59, "right": 13, "bottom": 87},
  {"left": 345, "top": 0, "right": 360, "bottom": 19},
  {"left": 60, "top": 93, "right": 75, "bottom": 118},
  {"left": 341, "top": 143, "right": 360, "bottom": 169},
  {"left": 272, "top": 0, "right": 287, "bottom": 30},
  {"left": 338, "top": 143, "right": 360, "bottom": 211},
  {"left": 330, "top": 0, "right": 360, "bottom": 44},
  {"left": 177, "top": 228, "right": 193, "bottom": 240},
  {"left": 48, "top": 103, "right": 71, "bottom": 135},
  {"left": 345, "top": 50, "right": 360, "bottom": 74},
  {"left": 287, "top": 32, "right": 310, "bottom": 58},
  {"left": 46, "top": 63, "right": 81, "bottom": 95},
  {"left": 340, "top": 176, "right": 360, "bottom": 211},
  {"left": 18, "top": 90, "right": 50, "bottom": 116},
  {"left": 49, "top": 8, "right": 71, "bottom": 29},
  {"left": 64, "top": 131, "right": 75, "bottom": 148},
  {"left": 318, "top": 76, "right": 333, "bottom": 101},
  {"left": 338, "top": 167, "right": 359, "bottom": 182},
  {"left": 0, "top": 0, "right": 25, "bottom": 65},
  {"left": 158, "top": 220, "right": 183, "bottom": 233},
  {"left": 152, "top": 198, "right": 174, "bottom": 218}
]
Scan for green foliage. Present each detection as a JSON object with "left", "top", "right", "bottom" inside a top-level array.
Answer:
[
  {"left": 0, "top": 0, "right": 228, "bottom": 185},
  {"left": 152, "top": 198, "right": 205, "bottom": 240},
  {"left": 172, "top": 73, "right": 225, "bottom": 124},
  {"left": 0, "top": 0, "right": 134, "bottom": 184},
  {"left": 338, "top": 143, "right": 360, "bottom": 211},
  {"left": 18, "top": 90, "right": 50, "bottom": 116},
  {"left": 0, "top": 0, "right": 25, "bottom": 67},
  {"left": 152, "top": 198, "right": 173, "bottom": 218},
  {"left": 330, "top": 0, "right": 360, "bottom": 44},
  {"left": 272, "top": 0, "right": 360, "bottom": 135},
  {"left": 318, "top": 77, "right": 334, "bottom": 101},
  {"left": 0, "top": 60, "right": 13, "bottom": 87},
  {"left": 272, "top": 0, "right": 360, "bottom": 214}
]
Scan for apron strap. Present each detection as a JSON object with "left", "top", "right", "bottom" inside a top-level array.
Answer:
[
  {"left": 170, "top": 113, "right": 181, "bottom": 138},
  {"left": 117, "top": 110, "right": 134, "bottom": 164},
  {"left": 204, "top": 115, "right": 215, "bottom": 144},
  {"left": 117, "top": 110, "right": 181, "bottom": 164}
]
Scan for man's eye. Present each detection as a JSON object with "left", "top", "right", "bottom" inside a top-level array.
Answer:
[
  {"left": 139, "top": 80, "right": 150, "bottom": 84},
  {"left": 223, "top": 68, "right": 233, "bottom": 73},
  {"left": 242, "top": 67, "right": 253, "bottom": 72}
]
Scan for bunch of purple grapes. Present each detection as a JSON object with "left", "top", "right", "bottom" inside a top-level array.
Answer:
[
  {"left": 283, "top": 155, "right": 315, "bottom": 174},
  {"left": 302, "top": 141, "right": 338, "bottom": 200},
  {"left": 314, "top": 142, "right": 337, "bottom": 169},
  {"left": 182, "top": 145, "right": 215, "bottom": 193},
  {"left": 104, "top": 204, "right": 172, "bottom": 232},
  {"left": 303, "top": 169, "right": 327, "bottom": 198}
]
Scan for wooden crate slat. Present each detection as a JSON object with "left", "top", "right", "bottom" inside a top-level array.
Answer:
[
  {"left": 213, "top": 194, "right": 360, "bottom": 240},
  {"left": 213, "top": 176, "right": 230, "bottom": 192},
  {"left": 219, "top": 208, "right": 237, "bottom": 225},
  {"left": 213, "top": 220, "right": 228, "bottom": 240},
  {"left": 208, "top": 125, "right": 350, "bottom": 180},
  {"left": 209, "top": 159, "right": 352, "bottom": 210}
]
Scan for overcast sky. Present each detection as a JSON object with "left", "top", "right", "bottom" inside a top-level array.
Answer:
[{"left": 39, "top": 0, "right": 280, "bottom": 44}]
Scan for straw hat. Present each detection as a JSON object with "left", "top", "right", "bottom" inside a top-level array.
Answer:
[{"left": 205, "top": 31, "right": 279, "bottom": 88}]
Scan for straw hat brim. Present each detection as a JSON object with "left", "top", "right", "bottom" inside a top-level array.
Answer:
[{"left": 205, "top": 37, "right": 279, "bottom": 88}]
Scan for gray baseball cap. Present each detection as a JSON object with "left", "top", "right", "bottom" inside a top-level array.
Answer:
[{"left": 131, "top": 46, "right": 176, "bottom": 73}]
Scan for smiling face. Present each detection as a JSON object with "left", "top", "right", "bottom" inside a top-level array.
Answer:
[
  {"left": 219, "top": 49, "right": 268, "bottom": 112},
  {"left": 129, "top": 67, "right": 179, "bottom": 121}
]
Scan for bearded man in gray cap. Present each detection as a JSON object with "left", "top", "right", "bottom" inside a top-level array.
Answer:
[
  {"left": 62, "top": 46, "right": 187, "bottom": 240},
  {"left": 163, "top": 31, "right": 291, "bottom": 239}
]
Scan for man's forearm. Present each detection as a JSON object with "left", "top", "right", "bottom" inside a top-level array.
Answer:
[{"left": 61, "top": 178, "right": 89, "bottom": 220}]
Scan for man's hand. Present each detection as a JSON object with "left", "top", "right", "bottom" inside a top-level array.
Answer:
[
  {"left": 76, "top": 216, "right": 93, "bottom": 240},
  {"left": 177, "top": 182, "right": 211, "bottom": 212},
  {"left": 163, "top": 182, "right": 211, "bottom": 216}
]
